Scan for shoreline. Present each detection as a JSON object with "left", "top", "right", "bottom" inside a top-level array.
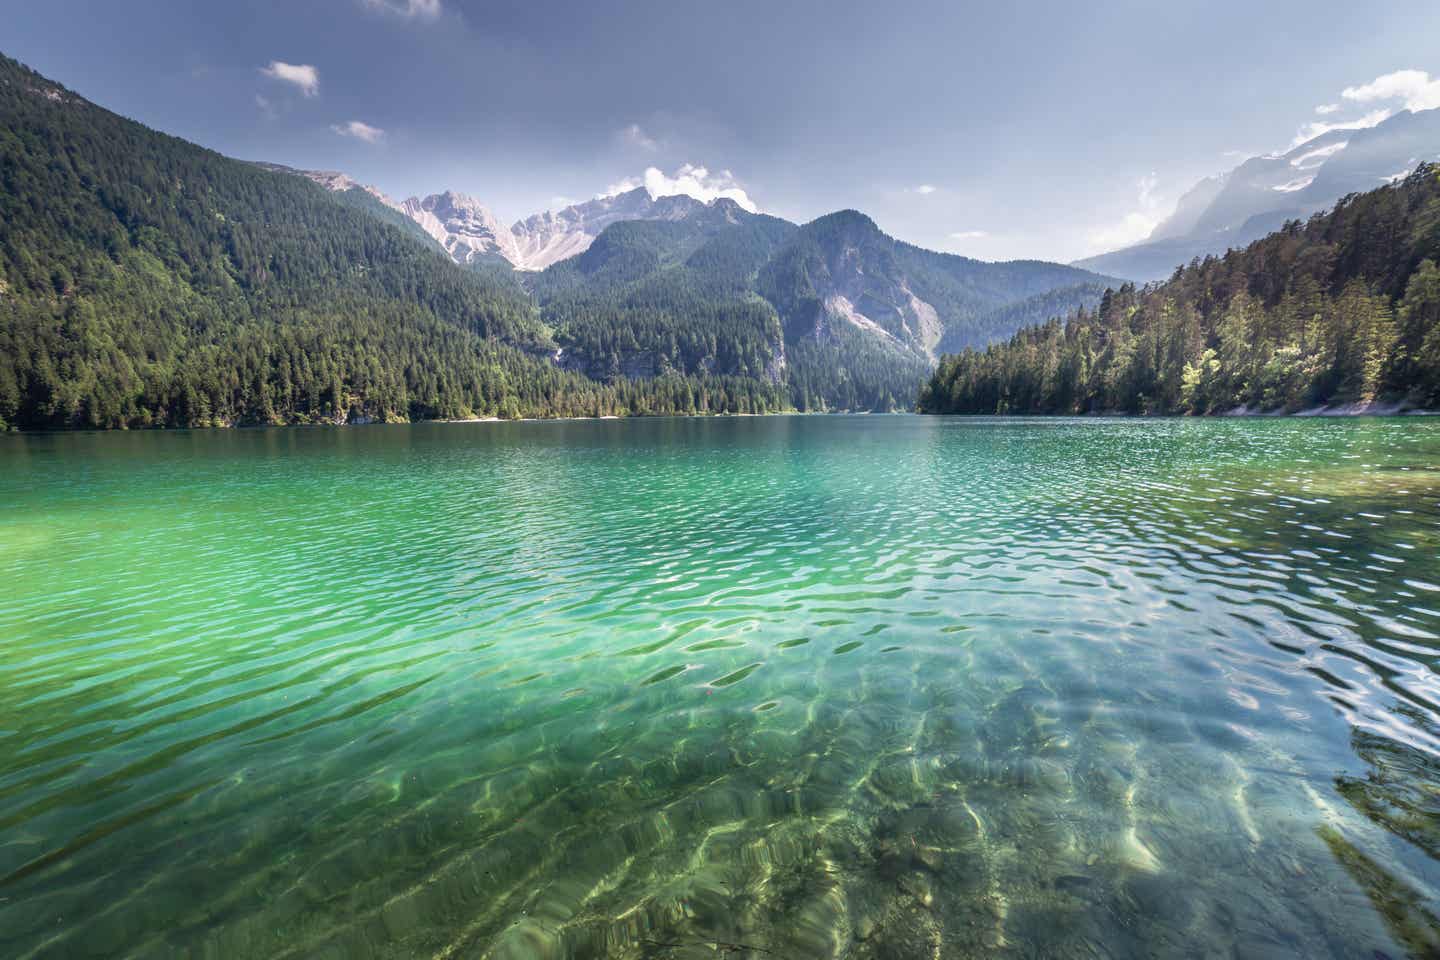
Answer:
[
  {"left": 918, "top": 402, "right": 1439, "bottom": 419},
  {"left": 3, "top": 410, "right": 904, "bottom": 435}
]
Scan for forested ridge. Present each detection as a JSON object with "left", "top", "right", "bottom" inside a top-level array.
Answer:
[
  {"left": 529, "top": 209, "right": 950, "bottom": 412},
  {"left": 920, "top": 165, "right": 1440, "bottom": 415}
]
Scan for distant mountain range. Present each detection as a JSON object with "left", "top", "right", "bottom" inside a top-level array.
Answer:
[
  {"left": 520, "top": 201, "right": 1112, "bottom": 408},
  {"left": 263, "top": 166, "right": 762, "bottom": 273},
  {"left": 1077, "top": 108, "right": 1440, "bottom": 282},
  {"left": 0, "top": 52, "right": 1115, "bottom": 429},
  {"left": 256, "top": 161, "right": 1117, "bottom": 398}
]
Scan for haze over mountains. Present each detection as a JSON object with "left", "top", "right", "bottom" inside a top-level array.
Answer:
[{"left": 1078, "top": 108, "right": 1440, "bottom": 282}]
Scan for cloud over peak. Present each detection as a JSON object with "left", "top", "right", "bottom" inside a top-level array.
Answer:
[
  {"left": 332, "top": 120, "right": 385, "bottom": 143},
  {"left": 260, "top": 61, "right": 319, "bottom": 97},
  {"left": 1290, "top": 108, "right": 1393, "bottom": 148},
  {"left": 603, "top": 164, "right": 759, "bottom": 213},
  {"left": 1289, "top": 69, "right": 1440, "bottom": 149},
  {"left": 1342, "top": 69, "right": 1440, "bottom": 112}
]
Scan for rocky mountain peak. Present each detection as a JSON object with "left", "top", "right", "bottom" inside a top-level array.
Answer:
[{"left": 401, "top": 192, "right": 519, "bottom": 266}]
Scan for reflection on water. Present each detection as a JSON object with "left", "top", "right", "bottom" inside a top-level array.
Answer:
[{"left": 2, "top": 415, "right": 1440, "bottom": 957}]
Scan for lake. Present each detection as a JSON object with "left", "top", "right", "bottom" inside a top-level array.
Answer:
[{"left": 2, "top": 415, "right": 1439, "bottom": 958}]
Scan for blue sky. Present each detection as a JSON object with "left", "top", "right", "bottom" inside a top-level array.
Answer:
[{"left": 7, "top": 0, "right": 1440, "bottom": 262}]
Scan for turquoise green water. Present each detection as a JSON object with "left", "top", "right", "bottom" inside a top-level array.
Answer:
[{"left": 2, "top": 416, "right": 1440, "bottom": 958}]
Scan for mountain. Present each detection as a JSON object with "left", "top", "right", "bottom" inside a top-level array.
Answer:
[
  {"left": 263, "top": 161, "right": 1117, "bottom": 364},
  {"left": 1078, "top": 109, "right": 1440, "bottom": 283},
  {"left": 526, "top": 201, "right": 1115, "bottom": 410},
  {"left": 401, "top": 191, "right": 522, "bottom": 266},
  {"left": 921, "top": 164, "right": 1440, "bottom": 415},
  {"left": 277, "top": 165, "right": 724, "bottom": 272},
  {"left": 531, "top": 201, "right": 797, "bottom": 385},
  {"left": 510, "top": 189, "right": 713, "bottom": 271},
  {"left": 758, "top": 211, "right": 1113, "bottom": 358}
]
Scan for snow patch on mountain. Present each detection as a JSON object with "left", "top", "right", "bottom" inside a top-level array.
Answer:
[{"left": 1273, "top": 176, "right": 1315, "bottom": 193}]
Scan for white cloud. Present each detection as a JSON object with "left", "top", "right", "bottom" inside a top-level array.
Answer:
[
  {"left": 601, "top": 175, "right": 643, "bottom": 197},
  {"left": 254, "top": 94, "right": 274, "bottom": 117},
  {"left": 1343, "top": 69, "right": 1440, "bottom": 112},
  {"left": 1284, "top": 69, "right": 1440, "bottom": 151},
  {"left": 260, "top": 61, "right": 319, "bottom": 97},
  {"left": 331, "top": 120, "right": 385, "bottom": 143},
  {"left": 949, "top": 230, "right": 988, "bottom": 240},
  {"left": 1291, "top": 108, "right": 1392, "bottom": 148},
  {"left": 1085, "top": 172, "right": 1169, "bottom": 254},
  {"left": 550, "top": 195, "right": 577, "bottom": 209},
  {"left": 363, "top": 0, "right": 442, "bottom": 19},
  {"left": 910, "top": 184, "right": 937, "bottom": 195},
  {"left": 602, "top": 164, "right": 759, "bottom": 212},
  {"left": 619, "top": 123, "right": 659, "bottom": 152}
]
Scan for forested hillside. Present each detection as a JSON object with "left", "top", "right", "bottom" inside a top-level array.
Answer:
[{"left": 920, "top": 165, "right": 1440, "bottom": 415}]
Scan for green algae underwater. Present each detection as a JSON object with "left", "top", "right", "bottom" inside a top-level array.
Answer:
[{"left": 2, "top": 414, "right": 1440, "bottom": 958}]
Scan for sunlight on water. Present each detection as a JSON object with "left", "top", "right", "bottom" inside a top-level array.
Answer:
[{"left": 2, "top": 416, "right": 1440, "bottom": 958}]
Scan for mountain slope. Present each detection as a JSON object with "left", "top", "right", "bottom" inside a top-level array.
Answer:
[
  {"left": 510, "top": 189, "right": 719, "bottom": 271},
  {"left": 758, "top": 211, "right": 1113, "bottom": 359},
  {"left": 935, "top": 281, "right": 1113, "bottom": 355},
  {"left": 529, "top": 203, "right": 1115, "bottom": 410},
  {"left": 921, "top": 165, "right": 1440, "bottom": 415},
  {"left": 532, "top": 201, "right": 797, "bottom": 383},
  {"left": 1078, "top": 109, "right": 1440, "bottom": 283}
]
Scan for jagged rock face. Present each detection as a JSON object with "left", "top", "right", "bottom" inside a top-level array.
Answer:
[
  {"left": 508, "top": 188, "right": 705, "bottom": 271},
  {"left": 767, "top": 213, "right": 945, "bottom": 362},
  {"left": 401, "top": 191, "right": 521, "bottom": 266},
  {"left": 265, "top": 166, "right": 730, "bottom": 272}
]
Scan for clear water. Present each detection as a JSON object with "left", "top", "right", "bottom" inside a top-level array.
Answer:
[{"left": 2, "top": 416, "right": 1440, "bottom": 959}]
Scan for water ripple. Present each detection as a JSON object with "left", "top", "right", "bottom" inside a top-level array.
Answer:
[{"left": 1, "top": 416, "right": 1440, "bottom": 957}]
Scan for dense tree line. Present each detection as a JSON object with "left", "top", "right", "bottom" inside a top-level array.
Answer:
[{"left": 920, "top": 165, "right": 1440, "bottom": 415}]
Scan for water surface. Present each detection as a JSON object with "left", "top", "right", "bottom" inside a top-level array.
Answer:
[{"left": 3, "top": 416, "right": 1440, "bottom": 958}]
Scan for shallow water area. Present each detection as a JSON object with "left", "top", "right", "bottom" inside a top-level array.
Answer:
[{"left": 2, "top": 415, "right": 1440, "bottom": 958}]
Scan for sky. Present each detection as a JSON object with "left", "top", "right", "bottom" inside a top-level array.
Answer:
[{"left": 7, "top": 0, "right": 1440, "bottom": 263}]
